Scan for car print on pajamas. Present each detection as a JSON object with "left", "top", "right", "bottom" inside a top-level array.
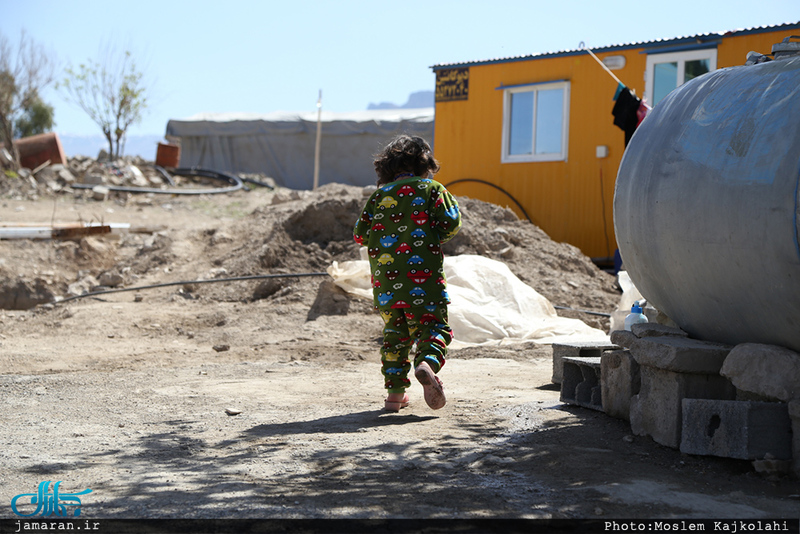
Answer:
[
  {"left": 397, "top": 185, "right": 415, "bottom": 197},
  {"left": 409, "top": 287, "right": 427, "bottom": 297},
  {"left": 385, "top": 269, "right": 399, "bottom": 280},
  {"left": 377, "top": 292, "right": 394, "bottom": 306},
  {"left": 411, "top": 196, "right": 425, "bottom": 207},
  {"left": 383, "top": 351, "right": 402, "bottom": 361},
  {"left": 380, "top": 234, "right": 398, "bottom": 248},
  {"left": 410, "top": 228, "right": 426, "bottom": 238},
  {"left": 411, "top": 210, "right": 429, "bottom": 225},
  {"left": 371, "top": 223, "right": 386, "bottom": 232},
  {"left": 407, "top": 255, "right": 424, "bottom": 265},
  {"left": 407, "top": 268, "right": 432, "bottom": 284},
  {"left": 445, "top": 206, "right": 460, "bottom": 219},
  {"left": 378, "top": 196, "right": 397, "bottom": 210},
  {"left": 377, "top": 253, "right": 394, "bottom": 266},
  {"left": 420, "top": 313, "right": 438, "bottom": 325},
  {"left": 395, "top": 242, "right": 412, "bottom": 255}
]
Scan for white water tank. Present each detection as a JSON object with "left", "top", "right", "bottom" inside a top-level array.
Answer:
[{"left": 614, "top": 46, "right": 800, "bottom": 351}]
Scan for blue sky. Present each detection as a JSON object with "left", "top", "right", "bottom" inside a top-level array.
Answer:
[{"left": 2, "top": 0, "right": 798, "bottom": 138}]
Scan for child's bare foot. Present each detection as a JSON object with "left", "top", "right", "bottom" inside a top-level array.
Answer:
[
  {"left": 414, "top": 361, "right": 446, "bottom": 410},
  {"left": 384, "top": 392, "right": 410, "bottom": 412}
]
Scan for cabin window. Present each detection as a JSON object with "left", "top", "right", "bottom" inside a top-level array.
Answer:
[
  {"left": 501, "top": 81, "right": 569, "bottom": 163},
  {"left": 645, "top": 48, "right": 717, "bottom": 106}
]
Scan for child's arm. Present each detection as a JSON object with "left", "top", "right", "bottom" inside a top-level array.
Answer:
[
  {"left": 353, "top": 195, "right": 375, "bottom": 246},
  {"left": 431, "top": 185, "right": 461, "bottom": 244}
]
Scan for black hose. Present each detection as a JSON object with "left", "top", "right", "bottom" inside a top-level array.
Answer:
[
  {"left": 442, "top": 178, "right": 533, "bottom": 223},
  {"left": 56, "top": 272, "right": 329, "bottom": 304},
  {"left": 553, "top": 305, "right": 611, "bottom": 318},
  {"left": 71, "top": 166, "right": 273, "bottom": 195}
]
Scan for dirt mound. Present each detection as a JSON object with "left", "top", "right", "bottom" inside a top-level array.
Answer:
[
  {"left": 189, "top": 183, "right": 618, "bottom": 328},
  {"left": 0, "top": 179, "right": 620, "bottom": 329}
]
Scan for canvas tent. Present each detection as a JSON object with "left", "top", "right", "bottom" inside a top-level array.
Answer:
[{"left": 165, "top": 108, "right": 434, "bottom": 190}]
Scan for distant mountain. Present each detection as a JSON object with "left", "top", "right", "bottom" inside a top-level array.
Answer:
[
  {"left": 58, "top": 133, "right": 165, "bottom": 160},
  {"left": 368, "top": 90, "right": 434, "bottom": 110}
]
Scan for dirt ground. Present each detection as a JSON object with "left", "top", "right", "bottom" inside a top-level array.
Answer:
[{"left": 1, "top": 175, "right": 798, "bottom": 521}]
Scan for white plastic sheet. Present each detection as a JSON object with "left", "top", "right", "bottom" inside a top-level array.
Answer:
[{"left": 328, "top": 254, "right": 610, "bottom": 349}]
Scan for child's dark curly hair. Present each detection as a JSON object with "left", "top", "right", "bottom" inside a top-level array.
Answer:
[{"left": 373, "top": 135, "right": 440, "bottom": 186}]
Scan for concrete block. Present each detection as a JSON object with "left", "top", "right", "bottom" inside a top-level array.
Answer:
[
  {"left": 789, "top": 401, "right": 800, "bottom": 478},
  {"left": 630, "top": 335, "right": 732, "bottom": 374},
  {"left": 680, "top": 399, "right": 792, "bottom": 460},
  {"left": 601, "top": 349, "right": 640, "bottom": 421},
  {"left": 630, "top": 323, "right": 688, "bottom": 338},
  {"left": 551, "top": 341, "right": 617, "bottom": 384},
  {"left": 630, "top": 366, "right": 736, "bottom": 448},
  {"left": 610, "top": 329, "right": 637, "bottom": 349},
  {"left": 560, "top": 356, "right": 603, "bottom": 411},
  {"left": 92, "top": 185, "right": 110, "bottom": 201},
  {"left": 720, "top": 343, "right": 800, "bottom": 402}
]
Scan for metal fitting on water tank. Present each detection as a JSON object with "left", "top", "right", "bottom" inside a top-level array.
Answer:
[
  {"left": 745, "top": 36, "right": 800, "bottom": 65},
  {"left": 772, "top": 35, "right": 800, "bottom": 60}
]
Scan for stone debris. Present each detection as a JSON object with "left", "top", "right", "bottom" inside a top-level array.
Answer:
[
  {"left": 1, "top": 154, "right": 274, "bottom": 201},
  {"left": 720, "top": 343, "right": 800, "bottom": 402}
]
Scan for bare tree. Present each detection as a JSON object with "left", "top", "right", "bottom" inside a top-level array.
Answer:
[
  {"left": 60, "top": 46, "right": 148, "bottom": 159},
  {"left": 0, "top": 30, "right": 57, "bottom": 168}
]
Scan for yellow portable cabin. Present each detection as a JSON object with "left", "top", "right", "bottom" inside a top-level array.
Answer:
[{"left": 431, "top": 22, "right": 800, "bottom": 265}]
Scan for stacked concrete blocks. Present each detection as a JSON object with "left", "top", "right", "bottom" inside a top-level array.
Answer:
[
  {"left": 790, "top": 402, "right": 800, "bottom": 478},
  {"left": 601, "top": 349, "right": 640, "bottom": 421},
  {"left": 611, "top": 324, "right": 736, "bottom": 449},
  {"left": 680, "top": 399, "right": 792, "bottom": 460},
  {"left": 718, "top": 343, "right": 800, "bottom": 477},
  {"left": 560, "top": 356, "right": 603, "bottom": 411},
  {"left": 551, "top": 341, "right": 618, "bottom": 384}
]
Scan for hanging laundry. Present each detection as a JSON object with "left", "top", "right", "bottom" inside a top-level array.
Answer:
[
  {"left": 636, "top": 99, "right": 651, "bottom": 127},
  {"left": 612, "top": 84, "right": 641, "bottom": 146}
]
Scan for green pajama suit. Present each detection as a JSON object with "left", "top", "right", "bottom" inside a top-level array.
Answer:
[{"left": 353, "top": 175, "right": 461, "bottom": 392}]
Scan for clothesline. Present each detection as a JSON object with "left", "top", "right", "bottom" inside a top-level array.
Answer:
[{"left": 579, "top": 42, "right": 627, "bottom": 88}]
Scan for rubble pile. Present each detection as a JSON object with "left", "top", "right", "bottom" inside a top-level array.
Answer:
[
  {"left": 1, "top": 155, "right": 272, "bottom": 202},
  {"left": 2, "top": 155, "right": 160, "bottom": 199}
]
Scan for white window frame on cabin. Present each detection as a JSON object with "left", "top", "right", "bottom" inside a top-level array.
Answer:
[
  {"left": 644, "top": 48, "right": 717, "bottom": 106},
  {"left": 501, "top": 80, "right": 570, "bottom": 164}
]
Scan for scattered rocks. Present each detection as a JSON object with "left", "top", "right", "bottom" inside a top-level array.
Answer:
[
  {"left": 0, "top": 278, "right": 55, "bottom": 310},
  {"left": 98, "top": 271, "right": 124, "bottom": 287}
]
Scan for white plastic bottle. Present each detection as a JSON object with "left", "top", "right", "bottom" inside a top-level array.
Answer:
[{"left": 624, "top": 301, "right": 648, "bottom": 331}]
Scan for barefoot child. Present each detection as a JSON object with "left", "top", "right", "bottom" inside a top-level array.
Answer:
[{"left": 353, "top": 135, "right": 461, "bottom": 411}]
